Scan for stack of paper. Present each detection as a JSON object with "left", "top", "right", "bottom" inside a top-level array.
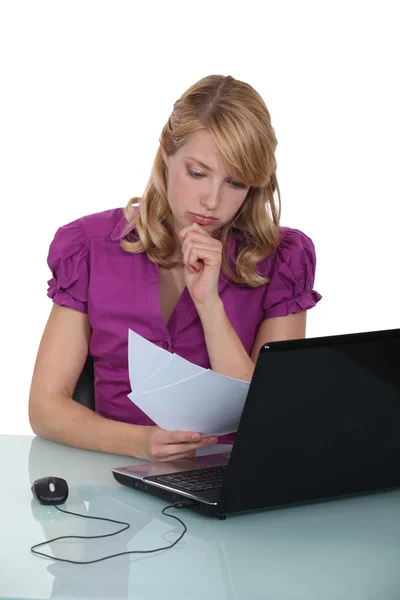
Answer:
[{"left": 127, "top": 329, "right": 250, "bottom": 436}]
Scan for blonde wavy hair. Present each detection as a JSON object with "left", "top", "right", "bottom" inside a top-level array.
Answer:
[{"left": 121, "top": 74, "right": 281, "bottom": 287}]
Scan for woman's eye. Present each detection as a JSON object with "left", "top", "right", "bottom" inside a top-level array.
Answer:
[
  {"left": 188, "top": 168, "right": 245, "bottom": 189},
  {"left": 230, "top": 180, "right": 246, "bottom": 189},
  {"left": 188, "top": 169, "right": 204, "bottom": 179}
]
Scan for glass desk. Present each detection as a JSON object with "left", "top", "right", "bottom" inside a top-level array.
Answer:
[{"left": 1, "top": 434, "right": 400, "bottom": 599}]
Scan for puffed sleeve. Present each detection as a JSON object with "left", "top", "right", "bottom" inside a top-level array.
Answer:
[
  {"left": 262, "top": 228, "right": 322, "bottom": 319},
  {"left": 46, "top": 219, "right": 89, "bottom": 313}
]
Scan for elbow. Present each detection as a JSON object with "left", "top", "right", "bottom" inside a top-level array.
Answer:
[
  {"left": 28, "top": 400, "right": 43, "bottom": 437},
  {"left": 28, "top": 390, "right": 48, "bottom": 438}
]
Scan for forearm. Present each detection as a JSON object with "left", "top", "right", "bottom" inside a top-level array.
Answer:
[
  {"left": 197, "top": 298, "right": 255, "bottom": 381},
  {"left": 29, "top": 392, "right": 147, "bottom": 458}
]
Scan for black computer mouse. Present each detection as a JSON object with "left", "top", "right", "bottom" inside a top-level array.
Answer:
[{"left": 31, "top": 476, "right": 69, "bottom": 505}]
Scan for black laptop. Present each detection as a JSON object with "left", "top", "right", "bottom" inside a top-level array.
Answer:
[{"left": 112, "top": 328, "right": 400, "bottom": 519}]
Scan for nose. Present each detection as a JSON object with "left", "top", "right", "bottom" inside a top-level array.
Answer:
[{"left": 200, "top": 184, "right": 220, "bottom": 210}]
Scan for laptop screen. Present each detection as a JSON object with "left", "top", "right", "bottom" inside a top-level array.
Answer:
[{"left": 217, "top": 329, "right": 400, "bottom": 514}]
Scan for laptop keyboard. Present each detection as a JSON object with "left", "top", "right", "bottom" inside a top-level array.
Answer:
[{"left": 151, "top": 466, "right": 227, "bottom": 492}]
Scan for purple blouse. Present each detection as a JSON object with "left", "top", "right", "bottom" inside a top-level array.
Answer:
[{"left": 47, "top": 207, "right": 322, "bottom": 438}]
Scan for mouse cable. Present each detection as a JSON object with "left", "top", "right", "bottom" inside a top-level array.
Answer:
[{"left": 30, "top": 499, "right": 195, "bottom": 565}]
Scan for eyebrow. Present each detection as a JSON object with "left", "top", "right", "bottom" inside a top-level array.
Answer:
[{"left": 185, "top": 156, "right": 214, "bottom": 172}]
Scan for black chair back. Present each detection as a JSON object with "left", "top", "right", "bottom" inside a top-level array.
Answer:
[{"left": 72, "top": 355, "right": 95, "bottom": 411}]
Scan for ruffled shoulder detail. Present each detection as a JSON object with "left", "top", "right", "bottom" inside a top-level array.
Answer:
[
  {"left": 262, "top": 227, "right": 322, "bottom": 319},
  {"left": 47, "top": 219, "right": 89, "bottom": 313}
]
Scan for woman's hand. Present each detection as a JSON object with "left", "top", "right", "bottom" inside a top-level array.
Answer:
[
  {"left": 139, "top": 426, "right": 218, "bottom": 462},
  {"left": 179, "top": 223, "right": 223, "bottom": 307}
]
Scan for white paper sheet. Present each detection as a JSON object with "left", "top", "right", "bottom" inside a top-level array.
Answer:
[
  {"left": 132, "top": 352, "right": 205, "bottom": 394},
  {"left": 128, "top": 330, "right": 170, "bottom": 388},
  {"left": 127, "top": 329, "right": 250, "bottom": 435}
]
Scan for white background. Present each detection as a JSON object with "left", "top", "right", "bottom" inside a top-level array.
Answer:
[{"left": 1, "top": 1, "right": 399, "bottom": 435}]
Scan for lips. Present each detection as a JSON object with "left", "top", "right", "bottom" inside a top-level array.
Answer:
[{"left": 189, "top": 212, "right": 218, "bottom": 225}]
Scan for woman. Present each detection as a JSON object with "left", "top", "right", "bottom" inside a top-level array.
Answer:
[{"left": 29, "top": 74, "right": 322, "bottom": 462}]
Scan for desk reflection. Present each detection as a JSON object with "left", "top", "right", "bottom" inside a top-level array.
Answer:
[{"left": 28, "top": 437, "right": 235, "bottom": 599}]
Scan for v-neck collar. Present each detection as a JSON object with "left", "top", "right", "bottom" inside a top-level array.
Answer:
[{"left": 155, "top": 262, "right": 192, "bottom": 338}]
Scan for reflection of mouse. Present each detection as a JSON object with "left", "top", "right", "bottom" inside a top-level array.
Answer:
[
  {"left": 31, "top": 476, "right": 69, "bottom": 505},
  {"left": 30, "top": 498, "right": 69, "bottom": 521}
]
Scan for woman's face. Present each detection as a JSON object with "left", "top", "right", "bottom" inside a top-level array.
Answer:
[{"left": 162, "top": 130, "right": 250, "bottom": 238}]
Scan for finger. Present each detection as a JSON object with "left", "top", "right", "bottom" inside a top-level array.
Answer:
[
  {"left": 182, "top": 231, "right": 222, "bottom": 254},
  {"left": 188, "top": 246, "right": 221, "bottom": 270},
  {"left": 184, "top": 242, "right": 221, "bottom": 258},
  {"left": 165, "top": 432, "right": 218, "bottom": 446},
  {"left": 186, "top": 242, "right": 221, "bottom": 254},
  {"left": 181, "top": 234, "right": 221, "bottom": 271},
  {"left": 186, "top": 228, "right": 213, "bottom": 241},
  {"left": 159, "top": 450, "right": 197, "bottom": 462},
  {"left": 158, "top": 438, "right": 217, "bottom": 458},
  {"left": 187, "top": 248, "right": 203, "bottom": 271},
  {"left": 182, "top": 244, "right": 201, "bottom": 271},
  {"left": 182, "top": 239, "right": 220, "bottom": 267},
  {"left": 180, "top": 223, "right": 207, "bottom": 238},
  {"left": 182, "top": 230, "right": 219, "bottom": 246},
  {"left": 156, "top": 430, "right": 203, "bottom": 444}
]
